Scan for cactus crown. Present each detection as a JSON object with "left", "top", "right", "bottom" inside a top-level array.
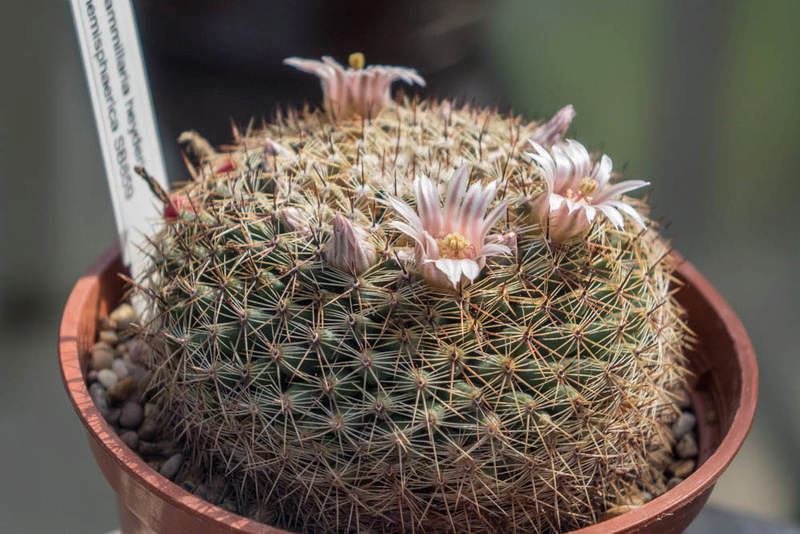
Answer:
[{"left": 139, "top": 56, "right": 688, "bottom": 533}]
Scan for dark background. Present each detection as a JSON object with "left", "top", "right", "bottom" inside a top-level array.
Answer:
[{"left": 0, "top": 1, "right": 798, "bottom": 532}]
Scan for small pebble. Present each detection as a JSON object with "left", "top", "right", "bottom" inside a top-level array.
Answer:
[
  {"left": 669, "top": 459, "right": 696, "bottom": 478},
  {"left": 112, "top": 359, "right": 129, "bottom": 380},
  {"left": 104, "top": 407, "right": 121, "bottom": 426},
  {"left": 160, "top": 453, "right": 184, "bottom": 481},
  {"left": 139, "top": 441, "right": 163, "bottom": 456},
  {"left": 650, "top": 450, "right": 673, "bottom": 470},
  {"left": 120, "top": 430, "right": 139, "bottom": 450},
  {"left": 666, "top": 476, "right": 684, "bottom": 491},
  {"left": 671, "top": 412, "right": 696, "bottom": 440},
  {"left": 99, "top": 316, "right": 113, "bottom": 331},
  {"left": 110, "top": 303, "right": 136, "bottom": 331},
  {"left": 143, "top": 403, "right": 156, "bottom": 419},
  {"left": 128, "top": 367, "right": 149, "bottom": 388},
  {"left": 89, "top": 382, "right": 108, "bottom": 411},
  {"left": 137, "top": 419, "right": 158, "bottom": 441},
  {"left": 640, "top": 491, "right": 654, "bottom": 503},
  {"left": 106, "top": 377, "right": 134, "bottom": 403},
  {"left": 97, "top": 369, "right": 118, "bottom": 389},
  {"left": 91, "top": 342, "right": 115, "bottom": 370},
  {"left": 99, "top": 330, "right": 119, "bottom": 345},
  {"left": 87, "top": 369, "right": 99, "bottom": 383},
  {"left": 119, "top": 402, "right": 144, "bottom": 429},
  {"left": 675, "top": 388, "right": 692, "bottom": 409},
  {"left": 677, "top": 432, "right": 699, "bottom": 458}
]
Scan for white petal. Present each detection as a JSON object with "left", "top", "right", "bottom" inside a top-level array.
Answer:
[
  {"left": 480, "top": 199, "right": 510, "bottom": 240},
  {"left": 526, "top": 142, "right": 556, "bottom": 191},
  {"left": 549, "top": 194, "right": 566, "bottom": 211},
  {"left": 414, "top": 176, "right": 442, "bottom": 234},
  {"left": 476, "top": 243, "right": 511, "bottom": 258},
  {"left": 597, "top": 204, "right": 625, "bottom": 228},
  {"left": 477, "top": 181, "right": 498, "bottom": 219},
  {"left": 608, "top": 200, "right": 647, "bottom": 228},
  {"left": 591, "top": 155, "right": 613, "bottom": 189},
  {"left": 432, "top": 258, "right": 463, "bottom": 288},
  {"left": 565, "top": 198, "right": 584, "bottom": 215},
  {"left": 458, "top": 259, "right": 481, "bottom": 282},
  {"left": 390, "top": 221, "right": 424, "bottom": 246},
  {"left": 421, "top": 231, "right": 440, "bottom": 258},
  {"left": 457, "top": 181, "right": 484, "bottom": 236},
  {"left": 443, "top": 164, "right": 469, "bottom": 228},
  {"left": 388, "top": 196, "right": 421, "bottom": 228},
  {"left": 594, "top": 180, "right": 649, "bottom": 204}
]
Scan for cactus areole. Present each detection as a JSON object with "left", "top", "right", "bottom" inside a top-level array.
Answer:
[{"left": 137, "top": 55, "right": 690, "bottom": 533}]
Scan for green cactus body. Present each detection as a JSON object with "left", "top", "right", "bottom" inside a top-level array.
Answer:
[{"left": 140, "top": 97, "right": 688, "bottom": 533}]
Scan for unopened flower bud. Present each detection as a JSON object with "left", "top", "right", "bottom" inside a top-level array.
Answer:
[
  {"left": 280, "top": 207, "right": 309, "bottom": 232},
  {"left": 264, "top": 137, "right": 293, "bottom": 157},
  {"left": 325, "top": 213, "right": 377, "bottom": 274},
  {"left": 530, "top": 105, "right": 575, "bottom": 149}
]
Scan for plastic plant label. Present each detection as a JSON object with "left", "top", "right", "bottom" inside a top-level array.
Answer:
[{"left": 70, "top": 0, "right": 168, "bottom": 282}]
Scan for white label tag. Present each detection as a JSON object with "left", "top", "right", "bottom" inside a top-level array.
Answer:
[{"left": 70, "top": 0, "right": 168, "bottom": 282}]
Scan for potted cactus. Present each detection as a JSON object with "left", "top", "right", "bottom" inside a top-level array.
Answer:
[{"left": 60, "top": 54, "right": 757, "bottom": 533}]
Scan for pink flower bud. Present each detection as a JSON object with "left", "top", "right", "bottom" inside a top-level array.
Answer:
[
  {"left": 280, "top": 207, "right": 309, "bottom": 232},
  {"left": 530, "top": 105, "right": 576, "bottom": 149},
  {"left": 325, "top": 213, "right": 377, "bottom": 274}
]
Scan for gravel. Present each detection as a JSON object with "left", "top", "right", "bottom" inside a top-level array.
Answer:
[
  {"left": 119, "top": 402, "right": 143, "bottom": 429},
  {"left": 97, "top": 369, "right": 118, "bottom": 389},
  {"left": 671, "top": 412, "right": 697, "bottom": 440}
]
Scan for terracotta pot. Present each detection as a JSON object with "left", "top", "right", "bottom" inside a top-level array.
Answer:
[{"left": 60, "top": 244, "right": 758, "bottom": 534}]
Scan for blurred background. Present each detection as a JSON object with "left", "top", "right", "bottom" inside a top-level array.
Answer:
[{"left": 1, "top": 1, "right": 798, "bottom": 532}]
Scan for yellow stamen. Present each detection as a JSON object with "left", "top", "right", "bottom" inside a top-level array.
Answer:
[
  {"left": 579, "top": 176, "right": 598, "bottom": 196},
  {"left": 349, "top": 52, "right": 366, "bottom": 70},
  {"left": 442, "top": 233, "right": 469, "bottom": 252}
]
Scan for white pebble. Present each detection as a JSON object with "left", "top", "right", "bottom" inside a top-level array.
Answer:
[
  {"left": 97, "top": 369, "right": 119, "bottom": 389},
  {"left": 112, "top": 359, "right": 130, "bottom": 380}
]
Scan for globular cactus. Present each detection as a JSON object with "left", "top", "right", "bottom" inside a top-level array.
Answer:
[{"left": 137, "top": 53, "right": 688, "bottom": 533}]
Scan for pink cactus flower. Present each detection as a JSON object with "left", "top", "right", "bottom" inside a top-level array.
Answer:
[
  {"left": 324, "top": 213, "right": 377, "bottom": 274},
  {"left": 529, "top": 105, "right": 575, "bottom": 149},
  {"left": 284, "top": 53, "right": 426, "bottom": 118},
  {"left": 526, "top": 139, "right": 648, "bottom": 242},
  {"left": 389, "top": 165, "right": 511, "bottom": 289}
]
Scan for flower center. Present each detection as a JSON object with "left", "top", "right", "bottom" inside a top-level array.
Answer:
[
  {"left": 349, "top": 52, "right": 365, "bottom": 70},
  {"left": 566, "top": 177, "right": 598, "bottom": 204},
  {"left": 438, "top": 233, "right": 477, "bottom": 259},
  {"left": 579, "top": 176, "right": 598, "bottom": 196}
]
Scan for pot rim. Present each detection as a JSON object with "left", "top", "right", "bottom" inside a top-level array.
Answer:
[{"left": 59, "top": 244, "right": 758, "bottom": 533}]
